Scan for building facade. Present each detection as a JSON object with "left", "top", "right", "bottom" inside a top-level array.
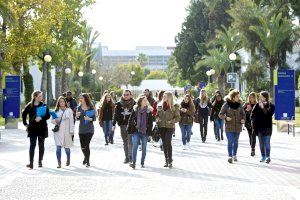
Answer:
[{"left": 94, "top": 46, "right": 174, "bottom": 70}]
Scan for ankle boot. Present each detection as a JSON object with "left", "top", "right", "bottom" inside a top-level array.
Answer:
[
  {"left": 38, "top": 161, "right": 43, "bottom": 168},
  {"left": 26, "top": 163, "right": 33, "bottom": 169},
  {"left": 57, "top": 161, "right": 61, "bottom": 168},
  {"left": 66, "top": 159, "right": 70, "bottom": 166},
  {"left": 130, "top": 162, "right": 136, "bottom": 169}
]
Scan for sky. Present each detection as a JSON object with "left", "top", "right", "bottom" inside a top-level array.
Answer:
[{"left": 84, "top": 0, "right": 191, "bottom": 50}]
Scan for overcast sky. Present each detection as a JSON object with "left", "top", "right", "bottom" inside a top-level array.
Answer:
[{"left": 84, "top": 0, "right": 190, "bottom": 50}]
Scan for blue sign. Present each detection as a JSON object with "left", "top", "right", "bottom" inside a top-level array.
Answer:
[
  {"left": 3, "top": 76, "right": 21, "bottom": 118},
  {"left": 198, "top": 82, "right": 207, "bottom": 90},
  {"left": 184, "top": 85, "right": 193, "bottom": 92},
  {"left": 274, "top": 69, "right": 295, "bottom": 120}
]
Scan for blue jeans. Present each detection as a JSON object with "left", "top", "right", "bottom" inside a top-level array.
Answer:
[
  {"left": 226, "top": 132, "right": 240, "bottom": 157},
  {"left": 102, "top": 120, "right": 112, "bottom": 144},
  {"left": 180, "top": 124, "right": 192, "bottom": 145},
  {"left": 258, "top": 131, "right": 271, "bottom": 158},
  {"left": 132, "top": 132, "right": 148, "bottom": 164},
  {"left": 56, "top": 146, "right": 70, "bottom": 162},
  {"left": 214, "top": 118, "right": 224, "bottom": 140}
]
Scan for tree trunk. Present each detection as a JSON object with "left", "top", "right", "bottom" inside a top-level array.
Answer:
[
  {"left": 23, "top": 63, "right": 34, "bottom": 104},
  {"left": 85, "top": 53, "right": 91, "bottom": 73},
  {"left": 209, "top": 14, "right": 216, "bottom": 39},
  {"left": 41, "top": 61, "right": 47, "bottom": 100},
  {"left": 55, "top": 66, "right": 62, "bottom": 99},
  {"left": 269, "top": 55, "right": 276, "bottom": 102},
  {"left": 217, "top": 76, "right": 224, "bottom": 94}
]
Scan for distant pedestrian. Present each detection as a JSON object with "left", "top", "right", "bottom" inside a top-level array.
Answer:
[
  {"left": 219, "top": 89, "right": 245, "bottom": 164},
  {"left": 156, "top": 91, "right": 180, "bottom": 168},
  {"left": 143, "top": 89, "right": 155, "bottom": 106},
  {"left": 251, "top": 91, "right": 275, "bottom": 164},
  {"left": 22, "top": 90, "right": 50, "bottom": 169},
  {"left": 195, "top": 89, "right": 212, "bottom": 143},
  {"left": 98, "top": 93, "right": 115, "bottom": 145},
  {"left": 76, "top": 93, "right": 96, "bottom": 167},
  {"left": 66, "top": 91, "right": 78, "bottom": 141},
  {"left": 52, "top": 96, "right": 74, "bottom": 168},
  {"left": 127, "top": 95, "right": 153, "bottom": 169},
  {"left": 211, "top": 93, "right": 225, "bottom": 141},
  {"left": 112, "top": 90, "right": 136, "bottom": 164},
  {"left": 152, "top": 90, "right": 165, "bottom": 151},
  {"left": 110, "top": 91, "right": 118, "bottom": 103},
  {"left": 179, "top": 94, "right": 195, "bottom": 150},
  {"left": 243, "top": 92, "right": 257, "bottom": 156}
]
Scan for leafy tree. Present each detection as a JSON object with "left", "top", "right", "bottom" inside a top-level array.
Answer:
[{"left": 145, "top": 70, "right": 167, "bottom": 80}]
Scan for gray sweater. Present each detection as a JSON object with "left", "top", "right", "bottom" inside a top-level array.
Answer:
[{"left": 77, "top": 106, "right": 96, "bottom": 134}]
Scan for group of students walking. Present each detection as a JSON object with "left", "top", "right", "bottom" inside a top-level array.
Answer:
[{"left": 22, "top": 87, "right": 275, "bottom": 170}]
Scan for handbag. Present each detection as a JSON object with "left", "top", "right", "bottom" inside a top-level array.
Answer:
[
  {"left": 52, "top": 110, "right": 65, "bottom": 133},
  {"left": 194, "top": 109, "right": 200, "bottom": 123}
]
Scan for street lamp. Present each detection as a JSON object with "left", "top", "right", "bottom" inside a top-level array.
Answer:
[
  {"left": 91, "top": 69, "right": 97, "bottom": 97},
  {"left": 99, "top": 76, "right": 103, "bottom": 98},
  {"left": 130, "top": 71, "right": 135, "bottom": 97},
  {"left": 78, "top": 71, "right": 84, "bottom": 93},
  {"left": 44, "top": 54, "right": 52, "bottom": 104},
  {"left": 206, "top": 69, "right": 215, "bottom": 84},
  {"left": 229, "top": 53, "right": 237, "bottom": 88},
  {"left": 64, "top": 68, "right": 71, "bottom": 91}
]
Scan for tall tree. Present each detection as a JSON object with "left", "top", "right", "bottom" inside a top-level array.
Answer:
[
  {"left": 249, "top": 13, "right": 294, "bottom": 98},
  {"left": 136, "top": 53, "right": 148, "bottom": 67}
]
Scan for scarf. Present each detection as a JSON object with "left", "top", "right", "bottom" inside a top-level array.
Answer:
[
  {"left": 227, "top": 100, "right": 241, "bottom": 110},
  {"left": 136, "top": 107, "right": 148, "bottom": 134},
  {"left": 181, "top": 101, "right": 189, "bottom": 109},
  {"left": 120, "top": 98, "right": 135, "bottom": 109},
  {"left": 163, "top": 102, "right": 170, "bottom": 111}
]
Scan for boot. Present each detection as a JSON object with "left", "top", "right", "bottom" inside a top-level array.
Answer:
[
  {"left": 26, "top": 163, "right": 33, "bottom": 169},
  {"left": 130, "top": 162, "right": 136, "bottom": 169},
  {"left": 38, "top": 161, "right": 43, "bottom": 168},
  {"left": 57, "top": 161, "right": 61, "bottom": 168},
  {"left": 141, "top": 161, "right": 145, "bottom": 168},
  {"left": 221, "top": 134, "right": 224, "bottom": 140},
  {"left": 83, "top": 158, "right": 87, "bottom": 165},
  {"left": 164, "top": 159, "right": 168, "bottom": 167},
  {"left": 66, "top": 159, "right": 70, "bottom": 166},
  {"left": 123, "top": 158, "right": 129, "bottom": 164},
  {"left": 169, "top": 162, "right": 173, "bottom": 168},
  {"left": 251, "top": 150, "right": 255, "bottom": 157}
]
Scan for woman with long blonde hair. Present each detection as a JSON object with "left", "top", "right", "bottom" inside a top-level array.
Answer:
[{"left": 156, "top": 91, "right": 180, "bottom": 168}]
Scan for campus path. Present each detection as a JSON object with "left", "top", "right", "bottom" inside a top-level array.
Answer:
[{"left": 0, "top": 122, "right": 300, "bottom": 200}]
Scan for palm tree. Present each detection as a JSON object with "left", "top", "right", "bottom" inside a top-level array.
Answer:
[
  {"left": 249, "top": 13, "right": 293, "bottom": 99},
  {"left": 80, "top": 24, "right": 100, "bottom": 73},
  {"left": 136, "top": 53, "right": 148, "bottom": 67},
  {"left": 203, "top": 0, "right": 220, "bottom": 39},
  {"left": 196, "top": 48, "right": 231, "bottom": 93}
]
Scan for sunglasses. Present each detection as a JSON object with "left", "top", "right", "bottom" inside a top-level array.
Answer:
[{"left": 123, "top": 94, "right": 130, "bottom": 96}]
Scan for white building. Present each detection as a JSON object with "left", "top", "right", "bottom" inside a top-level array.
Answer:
[{"left": 94, "top": 46, "right": 174, "bottom": 70}]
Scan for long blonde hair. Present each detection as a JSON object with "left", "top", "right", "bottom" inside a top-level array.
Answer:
[
  {"left": 200, "top": 89, "right": 208, "bottom": 104},
  {"left": 164, "top": 91, "right": 175, "bottom": 111}
]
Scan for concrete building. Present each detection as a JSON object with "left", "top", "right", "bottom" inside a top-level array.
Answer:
[{"left": 94, "top": 46, "right": 173, "bottom": 70}]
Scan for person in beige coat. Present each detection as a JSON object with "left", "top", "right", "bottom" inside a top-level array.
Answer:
[{"left": 52, "top": 96, "right": 75, "bottom": 168}]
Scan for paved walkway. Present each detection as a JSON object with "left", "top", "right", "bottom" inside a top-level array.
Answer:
[{"left": 0, "top": 122, "right": 299, "bottom": 200}]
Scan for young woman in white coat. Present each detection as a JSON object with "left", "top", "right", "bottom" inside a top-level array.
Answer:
[{"left": 52, "top": 96, "right": 75, "bottom": 168}]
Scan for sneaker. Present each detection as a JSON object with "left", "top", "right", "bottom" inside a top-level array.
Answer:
[
  {"left": 183, "top": 145, "right": 186, "bottom": 150},
  {"left": 233, "top": 156, "right": 238, "bottom": 162},
  {"left": 228, "top": 157, "right": 233, "bottom": 164},
  {"left": 266, "top": 157, "right": 271, "bottom": 164},
  {"left": 139, "top": 145, "right": 142, "bottom": 151},
  {"left": 187, "top": 143, "right": 191, "bottom": 149},
  {"left": 260, "top": 157, "right": 266, "bottom": 162}
]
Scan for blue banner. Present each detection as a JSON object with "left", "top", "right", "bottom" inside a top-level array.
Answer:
[
  {"left": 274, "top": 69, "right": 295, "bottom": 120},
  {"left": 3, "top": 76, "right": 21, "bottom": 118}
]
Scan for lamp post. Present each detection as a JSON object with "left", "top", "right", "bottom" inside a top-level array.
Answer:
[
  {"left": 130, "top": 71, "right": 135, "bottom": 97},
  {"left": 92, "top": 69, "right": 97, "bottom": 98},
  {"left": 44, "top": 54, "right": 52, "bottom": 104},
  {"left": 99, "top": 76, "right": 103, "bottom": 98},
  {"left": 229, "top": 53, "right": 237, "bottom": 88},
  {"left": 78, "top": 71, "right": 84, "bottom": 93},
  {"left": 65, "top": 68, "right": 71, "bottom": 91}
]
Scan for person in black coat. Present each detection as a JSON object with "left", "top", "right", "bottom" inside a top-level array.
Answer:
[
  {"left": 127, "top": 95, "right": 153, "bottom": 169},
  {"left": 22, "top": 90, "right": 50, "bottom": 169},
  {"left": 251, "top": 91, "right": 275, "bottom": 164}
]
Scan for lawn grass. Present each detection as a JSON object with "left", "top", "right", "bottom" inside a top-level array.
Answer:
[
  {"left": 0, "top": 116, "right": 4, "bottom": 126},
  {"left": 296, "top": 107, "right": 300, "bottom": 127}
]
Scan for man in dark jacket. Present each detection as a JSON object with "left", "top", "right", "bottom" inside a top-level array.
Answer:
[
  {"left": 112, "top": 90, "right": 136, "bottom": 163},
  {"left": 143, "top": 89, "right": 155, "bottom": 107}
]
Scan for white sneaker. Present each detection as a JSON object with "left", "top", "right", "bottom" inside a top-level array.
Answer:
[
  {"left": 187, "top": 143, "right": 191, "bottom": 149},
  {"left": 233, "top": 156, "right": 238, "bottom": 162},
  {"left": 183, "top": 145, "right": 186, "bottom": 150}
]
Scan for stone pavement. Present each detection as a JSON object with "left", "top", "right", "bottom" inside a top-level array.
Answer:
[{"left": 0, "top": 122, "right": 299, "bottom": 200}]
